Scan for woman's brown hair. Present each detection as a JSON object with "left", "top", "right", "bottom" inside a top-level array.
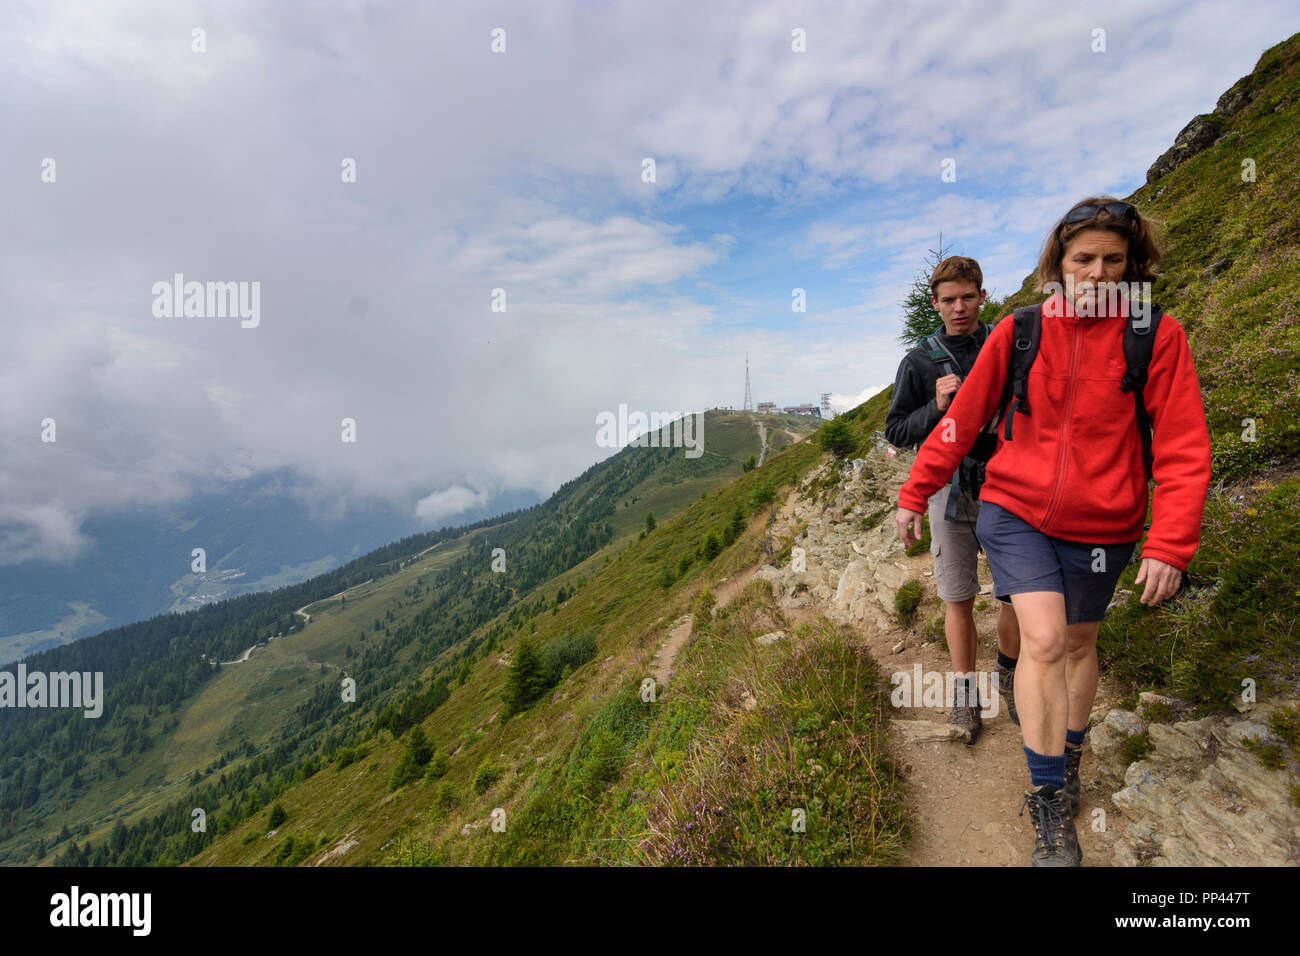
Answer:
[{"left": 1036, "top": 196, "right": 1166, "bottom": 289}]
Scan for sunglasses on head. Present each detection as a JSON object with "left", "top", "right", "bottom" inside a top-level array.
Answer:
[{"left": 1063, "top": 201, "right": 1138, "bottom": 223}]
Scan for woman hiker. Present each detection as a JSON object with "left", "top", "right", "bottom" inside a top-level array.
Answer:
[{"left": 895, "top": 197, "right": 1211, "bottom": 866}]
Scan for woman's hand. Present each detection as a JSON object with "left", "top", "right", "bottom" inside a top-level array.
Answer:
[
  {"left": 1134, "top": 557, "right": 1182, "bottom": 605},
  {"left": 897, "top": 507, "right": 924, "bottom": 548}
]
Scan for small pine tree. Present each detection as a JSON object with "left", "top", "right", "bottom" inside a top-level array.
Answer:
[
  {"left": 645, "top": 512, "right": 656, "bottom": 533},
  {"left": 699, "top": 532, "right": 722, "bottom": 561},
  {"left": 742, "top": 454, "right": 756, "bottom": 472},
  {"left": 267, "top": 802, "right": 287, "bottom": 829},
  {"left": 425, "top": 750, "right": 451, "bottom": 781},
  {"left": 816, "top": 415, "right": 858, "bottom": 460},
  {"left": 501, "top": 639, "right": 548, "bottom": 717},
  {"left": 388, "top": 748, "right": 421, "bottom": 791},
  {"left": 899, "top": 240, "right": 954, "bottom": 350},
  {"left": 729, "top": 505, "right": 746, "bottom": 539},
  {"left": 407, "top": 725, "right": 432, "bottom": 767}
]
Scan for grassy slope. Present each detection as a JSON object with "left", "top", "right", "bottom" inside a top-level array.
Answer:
[
  {"left": 15, "top": 411, "right": 805, "bottom": 866},
  {"left": 191, "top": 400, "right": 888, "bottom": 866}
]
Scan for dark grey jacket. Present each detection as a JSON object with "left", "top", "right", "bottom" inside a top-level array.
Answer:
[{"left": 884, "top": 323, "right": 991, "bottom": 449}]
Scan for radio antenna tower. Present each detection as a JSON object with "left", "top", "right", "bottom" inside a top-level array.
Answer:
[{"left": 743, "top": 353, "right": 753, "bottom": 411}]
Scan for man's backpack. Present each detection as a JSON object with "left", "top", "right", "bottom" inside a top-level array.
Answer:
[
  {"left": 921, "top": 322, "right": 1000, "bottom": 518},
  {"left": 997, "top": 300, "right": 1164, "bottom": 481}
]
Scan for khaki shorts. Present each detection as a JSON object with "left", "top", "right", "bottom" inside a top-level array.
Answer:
[{"left": 927, "top": 484, "right": 982, "bottom": 603}]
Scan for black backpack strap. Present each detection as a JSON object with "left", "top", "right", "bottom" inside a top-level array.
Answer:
[
  {"left": 1121, "top": 302, "right": 1164, "bottom": 480},
  {"left": 923, "top": 331, "right": 959, "bottom": 377},
  {"left": 1001, "top": 305, "right": 1043, "bottom": 441}
]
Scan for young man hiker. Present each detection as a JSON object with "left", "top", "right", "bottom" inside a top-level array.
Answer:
[
  {"left": 895, "top": 199, "right": 1211, "bottom": 865},
  {"left": 885, "top": 255, "right": 1022, "bottom": 744}
]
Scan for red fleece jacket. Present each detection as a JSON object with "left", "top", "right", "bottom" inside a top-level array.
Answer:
[{"left": 897, "top": 293, "right": 1211, "bottom": 570}]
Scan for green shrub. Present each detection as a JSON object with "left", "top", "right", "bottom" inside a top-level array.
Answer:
[
  {"left": 1267, "top": 705, "right": 1300, "bottom": 751},
  {"left": 433, "top": 779, "right": 459, "bottom": 813},
  {"left": 540, "top": 630, "right": 598, "bottom": 683},
  {"left": 750, "top": 481, "right": 777, "bottom": 512},
  {"left": 1121, "top": 730, "right": 1154, "bottom": 765},
  {"left": 1243, "top": 737, "right": 1286, "bottom": 771},
  {"left": 895, "top": 580, "right": 924, "bottom": 625},
  {"left": 1140, "top": 700, "right": 1178, "bottom": 724},
  {"left": 1099, "top": 479, "right": 1300, "bottom": 708},
  {"left": 424, "top": 750, "right": 451, "bottom": 781},
  {"left": 904, "top": 515, "right": 931, "bottom": 556},
  {"left": 472, "top": 761, "right": 505, "bottom": 795}
]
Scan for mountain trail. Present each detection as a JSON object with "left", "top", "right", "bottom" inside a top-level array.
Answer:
[
  {"left": 651, "top": 614, "right": 694, "bottom": 688},
  {"left": 731, "top": 444, "right": 1127, "bottom": 865}
]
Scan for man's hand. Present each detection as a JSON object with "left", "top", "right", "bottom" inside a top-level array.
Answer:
[
  {"left": 935, "top": 374, "right": 961, "bottom": 411},
  {"left": 1134, "top": 557, "right": 1182, "bottom": 605},
  {"left": 897, "top": 507, "right": 924, "bottom": 548}
]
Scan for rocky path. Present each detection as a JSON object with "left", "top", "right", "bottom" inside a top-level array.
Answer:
[{"left": 723, "top": 440, "right": 1300, "bottom": 866}]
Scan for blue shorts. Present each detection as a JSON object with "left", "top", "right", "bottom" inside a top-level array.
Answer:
[{"left": 974, "top": 501, "right": 1136, "bottom": 625}]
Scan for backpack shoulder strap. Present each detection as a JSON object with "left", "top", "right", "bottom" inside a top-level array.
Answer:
[
  {"left": 922, "top": 329, "right": 959, "bottom": 376},
  {"left": 1001, "top": 305, "right": 1043, "bottom": 441},
  {"left": 1121, "top": 302, "right": 1165, "bottom": 480}
]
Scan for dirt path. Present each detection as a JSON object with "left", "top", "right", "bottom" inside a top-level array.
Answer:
[
  {"left": 220, "top": 643, "right": 259, "bottom": 665},
  {"left": 651, "top": 615, "right": 694, "bottom": 687},
  {"left": 853, "top": 600, "right": 1118, "bottom": 867},
  {"left": 651, "top": 490, "right": 804, "bottom": 686},
  {"left": 756, "top": 420, "right": 770, "bottom": 466},
  {"left": 699, "top": 482, "right": 1121, "bottom": 866},
  {"left": 293, "top": 578, "right": 374, "bottom": 626}
]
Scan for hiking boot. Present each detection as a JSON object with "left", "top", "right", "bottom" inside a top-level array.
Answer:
[
  {"left": 1019, "top": 785, "right": 1082, "bottom": 867},
  {"left": 1063, "top": 742, "right": 1083, "bottom": 818},
  {"left": 995, "top": 662, "right": 1019, "bottom": 726},
  {"left": 947, "top": 704, "right": 982, "bottom": 744}
]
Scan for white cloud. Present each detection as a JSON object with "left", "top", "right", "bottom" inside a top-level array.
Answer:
[
  {"left": 829, "top": 386, "right": 889, "bottom": 415},
  {"left": 415, "top": 485, "right": 491, "bottom": 525},
  {"left": 1, "top": 0, "right": 1296, "bottom": 561}
]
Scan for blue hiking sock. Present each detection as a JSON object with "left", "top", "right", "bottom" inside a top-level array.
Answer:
[
  {"left": 1066, "top": 727, "right": 1085, "bottom": 747},
  {"left": 1024, "top": 746, "right": 1066, "bottom": 790}
]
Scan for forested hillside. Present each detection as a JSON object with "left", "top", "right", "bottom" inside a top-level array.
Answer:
[{"left": 1, "top": 410, "right": 806, "bottom": 865}]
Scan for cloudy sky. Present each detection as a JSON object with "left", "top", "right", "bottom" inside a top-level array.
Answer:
[{"left": 2, "top": 0, "right": 1297, "bottom": 562}]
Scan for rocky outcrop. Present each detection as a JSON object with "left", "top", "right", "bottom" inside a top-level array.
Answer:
[
  {"left": 1145, "top": 66, "right": 1262, "bottom": 184},
  {"left": 1146, "top": 113, "right": 1227, "bottom": 184},
  {"left": 750, "top": 437, "right": 922, "bottom": 633},
  {"left": 1091, "top": 696, "right": 1300, "bottom": 866}
]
